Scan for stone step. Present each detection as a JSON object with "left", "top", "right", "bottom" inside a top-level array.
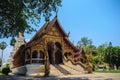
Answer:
[
  {"left": 64, "top": 61, "right": 85, "bottom": 73},
  {"left": 50, "top": 65, "right": 64, "bottom": 76},
  {"left": 49, "top": 64, "right": 82, "bottom": 76},
  {"left": 53, "top": 64, "right": 71, "bottom": 75},
  {"left": 59, "top": 64, "right": 82, "bottom": 75},
  {"left": 26, "top": 64, "right": 45, "bottom": 76}
]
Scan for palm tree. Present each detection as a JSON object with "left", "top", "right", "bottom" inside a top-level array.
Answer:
[{"left": 0, "top": 41, "right": 7, "bottom": 67}]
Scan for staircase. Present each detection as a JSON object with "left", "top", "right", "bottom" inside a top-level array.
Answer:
[
  {"left": 50, "top": 64, "right": 82, "bottom": 76},
  {"left": 50, "top": 65, "right": 63, "bottom": 76},
  {"left": 59, "top": 64, "right": 82, "bottom": 75}
]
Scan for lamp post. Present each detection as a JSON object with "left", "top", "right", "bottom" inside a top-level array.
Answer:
[{"left": 0, "top": 41, "right": 7, "bottom": 68}]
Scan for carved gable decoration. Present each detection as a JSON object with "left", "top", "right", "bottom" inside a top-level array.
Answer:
[
  {"left": 46, "top": 17, "right": 67, "bottom": 38},
  {"left": 47, "top": 25, "right": 62, "bottom": 37},
  {"left": 27, "top": 16, "right": 68, "bottom": 47}
]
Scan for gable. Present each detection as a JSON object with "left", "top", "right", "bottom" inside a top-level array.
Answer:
[
  {"left": 27, "top": 16, "right": 67, "bottom": 47},
  {"left": 46, "top": 22, "right": 63, "bottom": 37},
  {"left": 45, "top": 16, "right": 68, "bottom": 37}
]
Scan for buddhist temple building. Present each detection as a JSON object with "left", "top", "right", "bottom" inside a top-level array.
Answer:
[{"left": 9, "top": 16, "right": 91, "bottom": 76}]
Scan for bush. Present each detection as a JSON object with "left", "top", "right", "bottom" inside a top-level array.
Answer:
[
  {"left": 2, "top": 67, "right": 10, "bottom": 75},
  {"left": 118, "top": 66, "right": 120, "bottom": 69}
]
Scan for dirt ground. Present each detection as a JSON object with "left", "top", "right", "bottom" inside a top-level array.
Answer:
[{"left": 0, "top": 73, "right": 120, "bottom": 80}]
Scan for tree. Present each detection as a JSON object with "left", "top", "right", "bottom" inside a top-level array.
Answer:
[
  {"left": 105, "top": 46, "right": 120, "bottom": 69},
  {"left": 10, "top": 38, "right": 16, "bottom": 46},
  {"left": 0, "top": 41, "right": 7, "bottom": 67},
  {"left": 104, "top": 42, "right": 113, "bottom": 69},
  {"left": 97, "top": 44, "right": 106, "bottom": 64},
  {"left": 0, "top": 0, "right": 62, "bottom": 38},
  {"left": 77, "top": 37, "right": 93, "bottom": 55},
  {"left": 92, "top": 56, "right": 99, "bottom": 70},
  {"left": 77, "top": 37, "right": 92, "bottom": 47}
]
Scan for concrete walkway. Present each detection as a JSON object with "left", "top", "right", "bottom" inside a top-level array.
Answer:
[{"left": 0, "top": 73, "right": 120, "bottom": 80}]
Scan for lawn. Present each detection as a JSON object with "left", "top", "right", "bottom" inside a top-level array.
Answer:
[
  {"left": 0, "top": 71, "right": 4, "bottom": 76},
  {"left": 94, "top": 70, "right": 120, "bottom": 73},
  {"left": 0, "top": 73, "right": 4, "bottom": 76}
]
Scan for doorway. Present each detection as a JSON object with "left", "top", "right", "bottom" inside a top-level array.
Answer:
[
  {"left": 47, "top": 42, "right": 63, "bottom": 64},
  {"left": 54, "top": 42, "right": 63, "bottom": 64}
]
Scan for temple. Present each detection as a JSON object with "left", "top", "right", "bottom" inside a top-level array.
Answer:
[{"left": 9, "top": 16, "right": 91, "bottom": 76}]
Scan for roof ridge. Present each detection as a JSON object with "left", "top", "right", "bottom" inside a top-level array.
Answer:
[
  {"left": 27, "top": 16, "right": 69, "bottom": 47},
  {"left": 28, "top": 21, "right": 49, "bottom": 43}
]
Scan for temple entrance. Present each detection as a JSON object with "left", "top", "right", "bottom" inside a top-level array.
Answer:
[
  {"left": 54, "top": 42, "right": 63, "bottom": 64},
  {"left": 47, "top": 42, "right": 63, "bottom": 64},
  {"left": 47, "top": 41, "right": 54, "bottom": 64}
]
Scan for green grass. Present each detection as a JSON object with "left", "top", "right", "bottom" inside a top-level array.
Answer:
[
  {"left": 94, "top": 70, "right": 120, "bottom": 73},
  {"left": 0, "top": 73, "right": 4, "bottom": 76},
  {"left": 0, "top": 71, "right": 4, "bottom": 76}
]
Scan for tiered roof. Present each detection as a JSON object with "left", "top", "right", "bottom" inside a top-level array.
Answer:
[{"left": 27, "top": 16, "right": 78, "bottom": 51}]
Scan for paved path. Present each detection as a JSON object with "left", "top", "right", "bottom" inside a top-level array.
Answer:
[{"left": 0, "top": 73, "right": 120, "bottom": 80}]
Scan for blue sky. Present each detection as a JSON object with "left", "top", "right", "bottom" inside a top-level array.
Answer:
[
  {"left": 0, "top": 0, "right": 120, "bottom": 61},
  {"left": 58, "top": 0, "right": 120, "bottom": 46}
]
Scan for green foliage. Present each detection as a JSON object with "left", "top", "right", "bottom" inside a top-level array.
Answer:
[
  {"left": 0, "top": 41, "right": 7, "bottom": 67},
  {"left": 0, "top": 72, "right": 4, "bottom": 76},
  {"left": 0, "top": 0, "right": 62, "bottom": 38},
  {"left": 2, "top": 67, "right": 10, "bottom": 75},
  {"left": 77, "top": 37, "right": 94, "bottom": 55},
  {"left": 0, "top": 41, "right": 7, "bottom": 50},
  {"left": 2, "top": 65, "right": 10, "bottom": 75},
  {"left": 77, "top": 37, "right": 120, "bottom": 70},
  {"left": 77, "top": 37, "right": 92, "bottom": 47},
  {"left": 10, "top": 37, "right": 16, "bottom": 46},
  {"left": 94, "top": 42, "right": 120, "bottom": 69},
  {"left": 105, "top": 46, "right": 120, "bottom": 69},
  {"left": 94, "top": 70, "right": 120, "bottom": 73},
  {"left": 118, "top": 66, "right": 120, "bottom": 70},
  {"left": 97, "top": 44, "right": 106, "bottom": 64},
  {"left": 92, "top": 56, "right": 99, "bottom": 65}
]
